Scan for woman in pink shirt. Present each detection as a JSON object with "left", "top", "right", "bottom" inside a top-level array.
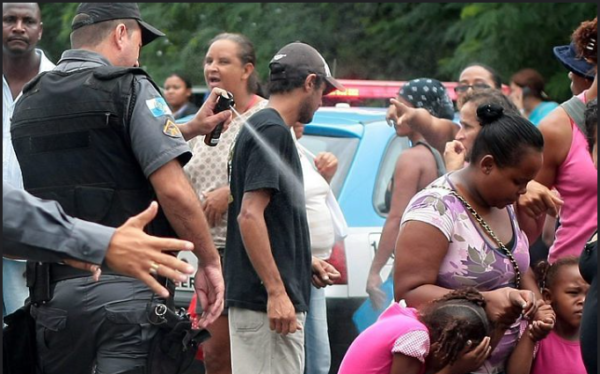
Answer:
[
  {"left": 519, "top": 17, "right": 597, "bottom": 263},
  {"left": 338, "top": 288, "right": 496, "bottom": 374}
]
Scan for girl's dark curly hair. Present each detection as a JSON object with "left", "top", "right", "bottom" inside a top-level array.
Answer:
[
  {"left": 418, "top": 287, "right": 491, "bottom": 368},
  {"left": 534, "top": 256, "right": 581, "bottom": 290}
]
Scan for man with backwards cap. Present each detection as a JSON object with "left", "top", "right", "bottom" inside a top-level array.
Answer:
[
  {"left": 10, "top": 3, "right": 228, "bottom": 373},
  {"left": 225, "top": 41, "right": 344, "bottom": 374}
]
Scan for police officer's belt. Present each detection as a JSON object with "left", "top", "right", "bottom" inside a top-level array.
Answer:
[{"left": 49, "top": 263, "right": 120, "bottom": 283}]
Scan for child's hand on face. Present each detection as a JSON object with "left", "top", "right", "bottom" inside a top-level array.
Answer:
[
  {"left": 528, "top": 301, "right": 555, "bottom": 341},
  {"left": 445, "top": 336, "right": 492, "bottom": 374}
]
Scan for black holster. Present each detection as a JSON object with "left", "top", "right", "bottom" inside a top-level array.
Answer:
[
  {"left": 146, "top": 302, "right": 211, "bottom": 374},
  {"left": 26, "top": 262, "right": 53, "bottom": 306}
]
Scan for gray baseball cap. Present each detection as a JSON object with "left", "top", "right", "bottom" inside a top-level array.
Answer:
[{"left": 269, "top": 42, "right": 345, "bottom": 94}]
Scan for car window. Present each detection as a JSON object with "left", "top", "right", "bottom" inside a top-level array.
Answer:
[
  {"left": 373, "top": 136, "right": 412, "bottom": 216},
  {"left": 298, "top": 135, "right": 358, "bottom": 197}
]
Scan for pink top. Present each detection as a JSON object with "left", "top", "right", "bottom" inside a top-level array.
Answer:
[
  {"left": 531, "top": 331, "right": 586, "bottom": 374},
  {"left": 550, "top": 91, "right": 598, "bottom": 263},
  {"left": 338, "top": 304, "right": 428, "bottom": 374}
]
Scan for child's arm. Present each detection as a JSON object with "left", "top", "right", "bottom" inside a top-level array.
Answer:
[
  {"left": 390, "top": 353, "right": 424, "bottom": 374},
  {"left": 506, "top": 327, "right": 537, "bottom": 374},
  {"left": 506, "top": 303, "right": 555, "bottom": 374}
]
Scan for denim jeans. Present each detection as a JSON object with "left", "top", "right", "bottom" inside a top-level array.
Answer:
[
  {"left": 304, "top": 285, "right": 331, "bottom": 374},
  {"left": 3, "top": 259, "right": 28, "bottom": 317}
]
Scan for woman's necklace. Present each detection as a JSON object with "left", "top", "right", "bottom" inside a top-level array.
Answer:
[{"left": 430, "top": 184, "right": 521, "bottom": 289}]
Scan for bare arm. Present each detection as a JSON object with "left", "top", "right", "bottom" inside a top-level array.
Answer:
[
  {"left": 390, "top": 353, "right": 423, "bottom": 374},
  {"left": 506, "top": 303, "right": 555, "bottom": 374},
  {"left": 514, "top": 108, "right": 569, "bottom": 241},
  {"left": 534, "top": 108, "right": 572, "bottom": 188},
  {"left": 390, "top": 98, "right": 458, "bottom": 154},
  {"left": 367, "top": 151, "right": 421, "bottom": 309},
  {"left": 238, "top": 189, "right": 299, "bottom": 335},
  {"left": 506, "top": 328, "right": 536, "bottom": 374},
  {"left": 149, "top": 159, "right": 224, "bottom": 328},
  {"left": 393, "top": 220, "right": 454, "bottom": 305}
]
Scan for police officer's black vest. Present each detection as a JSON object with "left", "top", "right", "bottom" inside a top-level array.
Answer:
[{"left": 11, "top": 66, "right": 175, "bottom": 238}]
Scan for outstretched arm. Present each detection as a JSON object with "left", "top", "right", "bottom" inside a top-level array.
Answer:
[
  {"left": 3, "top": 182, "right": 195, "bottom": 297},
  {"left": 390, "top": 98, "right": 458, "bottom": 154}
]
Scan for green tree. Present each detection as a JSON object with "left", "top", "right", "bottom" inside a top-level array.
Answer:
[{"left": 37, "top": 3, "right": 596, "bottom": 103}]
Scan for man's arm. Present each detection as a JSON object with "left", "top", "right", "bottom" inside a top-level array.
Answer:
[
  {"left": 3, "top": 181, "right": 112, "bottom": 263},
  {"left": 390, "top": 98, "right": 458, "bottom": 154},
  {"left": 3, "top": 181, "right": 196, "bottom": 297},
  {"left": 148, "top": 159, "right": 224, "bottom": 327},
  {"left": 238, "top": 189, "right": 299, "bottom": 335}
]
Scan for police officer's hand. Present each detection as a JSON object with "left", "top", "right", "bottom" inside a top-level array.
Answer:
[
  {"left": 193, "top": 262, "right": 225, "bottom": 329},
  {"left": 178, "top": 88, "right": 233, "bottom": 141},
  {"left": 201, "top": 186, "right": 230, "bottom": 227},
  {"left": 106, "top": 201, "right": 196, "bottom": 297}
]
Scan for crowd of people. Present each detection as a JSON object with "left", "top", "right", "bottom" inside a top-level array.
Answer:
[{"left": 2, "top": 3, "right": 597, "bottom": 374}]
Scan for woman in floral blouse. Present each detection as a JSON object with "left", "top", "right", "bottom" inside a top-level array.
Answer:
[{"left": 394, "top": 103, "right": 543, "bottom": 374}]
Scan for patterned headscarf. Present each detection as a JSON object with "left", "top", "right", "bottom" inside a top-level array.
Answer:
[{"left": 399, "top": 78, "right": 455, "bottom": 120}]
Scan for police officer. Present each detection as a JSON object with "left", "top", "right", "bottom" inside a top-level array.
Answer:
[{"left": 11, "top": 3, "right": 226, "bottom": 374}]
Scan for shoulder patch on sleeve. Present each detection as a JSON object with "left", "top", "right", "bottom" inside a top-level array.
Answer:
[
  {"left": 163, "top": 119, "right": 182, "bottom": 138},
  {"left": 146, "top": 97, "right": 173, "bottom": 117}
]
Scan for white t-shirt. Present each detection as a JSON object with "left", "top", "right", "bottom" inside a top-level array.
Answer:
[{"left": 297, "top": 144, "right": 335, "bottom": 259}]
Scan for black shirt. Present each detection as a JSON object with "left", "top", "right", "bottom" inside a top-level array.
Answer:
[{"left": 224, "top": 108, "right": 312, "bottom": 313}]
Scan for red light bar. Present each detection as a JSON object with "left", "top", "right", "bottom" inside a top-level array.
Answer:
[{"left": 327, "top": 79, "right": 511, "bottom": 102}]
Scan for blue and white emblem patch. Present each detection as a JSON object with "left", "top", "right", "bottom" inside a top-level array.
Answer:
[{"left": 146, "top": 97, "right": 173, "bottom": 117}]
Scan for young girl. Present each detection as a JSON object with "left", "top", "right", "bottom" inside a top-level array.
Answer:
[
  {"left": 507, "top": 256, "right": 589, "bottom": 374},
  {"left": 338, "top": 288, "right": 493, "bottom": 374}
]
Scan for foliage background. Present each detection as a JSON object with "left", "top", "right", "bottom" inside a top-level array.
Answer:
[{"left": 38, "top": 3, "right": 597, "bottom": 103}]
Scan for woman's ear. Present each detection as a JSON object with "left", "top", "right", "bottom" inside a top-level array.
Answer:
[
  {"left": 479, "top": 155, "right": 495, "bottom": 175},
  {"left": 242, "top": 62, "right": 254, "bottom": 81}
]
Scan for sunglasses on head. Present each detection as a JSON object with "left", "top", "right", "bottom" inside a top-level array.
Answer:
[{"left": 454, "top": 83, "right": 491, "bottom": 94}]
